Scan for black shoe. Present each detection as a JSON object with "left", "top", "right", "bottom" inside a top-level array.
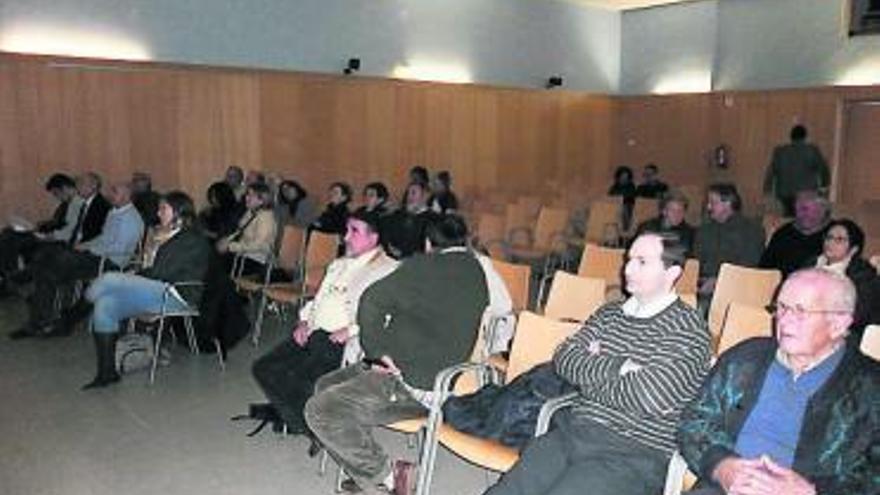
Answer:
[
  {"left": 81, "top": 373, "right": 121, "bottom": 390},
  {"left": 9, "top": 325, "right": 38, "bottom": 340},
  {"left": 307, "top": 437, "right": 323, "bottom": 458},
  {"left": 340, "top": 479, "right": 363, "bottom": 494},
  {"left": 42, "top": 318, "right": 75, "bottom": 338}
]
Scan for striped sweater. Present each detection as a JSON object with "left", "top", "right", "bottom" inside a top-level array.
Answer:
[{"left": 553, "top": 298, "right": 711, "bottom": 456}]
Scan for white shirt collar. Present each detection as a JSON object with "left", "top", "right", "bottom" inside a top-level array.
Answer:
[{"left": 621, "top": 291, "right": 678, "bottom": 318}]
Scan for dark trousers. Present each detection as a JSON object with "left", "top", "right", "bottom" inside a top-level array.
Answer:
[
  {"left": 251, "top": 331, "right": 344, "bottom": 431},
  {"left": 484, "top": 414, "right": 668, "bottom": 495},
  {"left": 28, "top": 244, "right": 103, "bottom": 324},
  {"left": 0, "top": 229, "right": 44, "bottom": 275},
  {"left": 304, "top": 364, "right": 427, "bottom": 491}
]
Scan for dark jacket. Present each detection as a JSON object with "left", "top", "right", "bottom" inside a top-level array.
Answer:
[
  {"left": 764, "top": 142, "right": 830, "bottom": 199},
  {"left": 140, "top": 228, "right": 212, "bottom": 307},
  {"left": 678, "top": 338, "right": 880, "bottom": 495},
  {"left": 74, "top": 194, "right": 112, "bottom": 244},
  {"left": 695, "top": 213, "right": 765, "bottom": 278},
  {"left": 760, "top": 222, "right": 828, "bottom": 277},
  {"left": 310, "top": 203, "right": 350, "bottom": 236},
  {"left": 357, "top": 249, "right": 489, "bottom": 389}
]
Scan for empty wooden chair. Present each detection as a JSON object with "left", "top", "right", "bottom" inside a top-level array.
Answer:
[
  {"left": 626, "top": 198, "right": 659, "bottom": 237},
  {"left": 582, "top": 197, "right": 622, "bottom": 246},
  {"left": 707, "top": 263, "right": 782, "bottom": 348},
  {"left": 716, "top": 302, "right": 773, "bottom": 356},
  {"left": 542, "top": 271, "right": 606, "bottom": 323},
  {"left": 474, "top": 212, "right": 506, "bottom": 257},
  {"left": 577, "top": 243, "right": 625, "bottom": 290},
  {"left": 491, "top": 258, "right": 532, "bottom": 312},
  {"left": 674, "top": 259, "right": 699, "bottom": 295}
]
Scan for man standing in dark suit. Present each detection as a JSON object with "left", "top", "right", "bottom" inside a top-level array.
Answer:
[{"left": 763, "top": 125, "right": 830, "bottom": 217}]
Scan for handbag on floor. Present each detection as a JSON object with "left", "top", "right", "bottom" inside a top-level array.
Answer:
[
  {"left": 115, "top": 332, "right": 170, "bottom": 374},
  {"left": 230, "top": 403, "right": 287, "bottom": 437}
]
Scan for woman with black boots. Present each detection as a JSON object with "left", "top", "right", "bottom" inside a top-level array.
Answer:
[{"left": 82, "top": 191, "right": 212, "bottom": 389}]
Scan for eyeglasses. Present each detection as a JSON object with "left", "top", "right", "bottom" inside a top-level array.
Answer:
[
  {"left": 824, "top": 235, "right": 849, "bottom": 243},
  {"left": 766, "top": 302, "right": 850, "bottom": 319}
]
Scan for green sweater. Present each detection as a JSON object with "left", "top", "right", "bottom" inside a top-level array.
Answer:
[
  {"left": 357, "top": 248, "right": 489, "bottom": 389},
  {"left": 763, "top": 142, "right": 830, "bottom": 198}
]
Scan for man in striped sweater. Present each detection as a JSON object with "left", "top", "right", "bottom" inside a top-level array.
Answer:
[{"left": 485, "top": 232, "right": 712, "bottom": 495}]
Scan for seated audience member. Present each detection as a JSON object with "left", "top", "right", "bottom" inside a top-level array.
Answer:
[
  {"left": 381, "top": 181, "right": 437, "bottom": 259},
  {"left": 608, "top": 165, "right": 637, "bottom": 228},
  {"left": 131, "top": 171, "right": 161, "bottom": 227},
  {"left": 69, "top": 172, "right": 113, "bottom": 245},
  {"left": 199, "top": 181, "right": 244, "bottom": 240},
  {"left": 355, "top": 182, "right": 391, "bottom": 216},
  {"left": 276, "top": 179, "right": 315, "bottom": 228},
  {"left": 635, "top": 189, "right": 695, "bottom": 256},
  {"left": 11, "top": 182, "right": 143, "bottom": 339},
  {"left": 0, "top": 173, "right": 83, "bottom": 279},
  {"left": 224, "top": 165, "right": 246, "bottom": 201},
  {"left": 695, "top": 183, "right": 765, "bottom": 299},
  {"left": 217, "top": 182, "right": 277, "bottom": 277},
  {"left": 245, "top": 170, "right": 266, "bottom": 188},
  {"left": 304, "top": 214, "right": 489, "bottom": 494},
  {"left": 677, "top": 268, "right": 879, "bottom": 495},
  {"left": 399, "top": 165, "right": 430, "bottom": 205},
  {"left": 483, "top": 232, "right": 711, "bottom": 495},
  {"left": 760, "top": 189, "right": 829, "bottom": 277},
  {"left": 813, "top": 219, "right": 879, "bottom": 335},
  {"left": 82, "top": 191, "right": 211, "bottom": 389},
  {"left": 635, "top": 163, "right": 669, "bottom": 199},
  {"left": 429, "top": 170, "right": 459, "bottom": 214},
  {"left": 252, "top": 210, "right": 398, "bottom": 435},
  {"left": 310, "top": 182, "right": 352, "bottom": 236}
]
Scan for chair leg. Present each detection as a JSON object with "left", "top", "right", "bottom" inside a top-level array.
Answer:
[
  {"left": 213, "top": 338, "right": 226, "bottom": 371},
  {"left": 318, "top": 450, "right": 329, "bottom": 476},
  {"left": 149, "top": 317, "right": 167, "bottom": 385},
  {"left": 184, "top": 317, "right": 199, "bottom": 355},
  {"left": 251, "top": 292, "right": 268, "bottom": 347}
]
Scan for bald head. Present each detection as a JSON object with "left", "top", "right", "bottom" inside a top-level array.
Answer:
[{"left": 786, "top": 268, "right": 856, "bottom": 315}]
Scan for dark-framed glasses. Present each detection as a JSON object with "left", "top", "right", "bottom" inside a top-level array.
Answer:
[{"left": 766, "top": 302, "right": 850, "bottom": 319}]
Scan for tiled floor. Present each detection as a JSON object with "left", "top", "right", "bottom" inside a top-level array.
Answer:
[{"left": 0, "top": 298, "right": 491, "bottom": 495}]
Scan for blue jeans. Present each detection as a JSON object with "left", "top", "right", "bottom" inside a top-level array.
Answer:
[{"left": 86, "top": 272, "right": 191, "bottom": 334}]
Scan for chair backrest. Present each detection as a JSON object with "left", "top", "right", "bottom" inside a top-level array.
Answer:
[
  {"left": 630, "top": 198, "right": 659, "bottom": 232},
  {"left": 674, "top": 258, "right": 700, "bottom": 294},
  {"left": 505, "top": 311, "right": 579, "bottom": 383},
  {"left": 276, "top": 226, "right": 306, "bottom": 273},
  {"left": 577, "top": 243, "right": 625, "bottom": 288},
  {"left": 504, "top": 202, "right": 532, "bottom": 237},
  {"left": 707, "top": 263, "right": 782, "bottom": 342},
  {"left": 584, "top": 198, "right": 622, "bottom": 245},
  {"left": 475, "top": 213, "right": 505, "bottom": 248},
  {"left": 543, "top": 271, "right": 606, "bottom": 323},
  {"left": 303, "top": 232, "right": 339, "bottom": 291},
  {"left": 517, "top": 195, "right": 543, "bottom": 221},
  {"left": 532, "top": 207, "right": 569, "bottom": 251},
  {"left": 680, "top": 293, "right": 697, "bottom": 308},
  {"left": 717, "top": 302, "right": 773, "bottom": 356},
  {"left": 861, "top": 325, "right": 880, "bottom": 361},
  {"left": 491, "top": 258, "right": 532, "bottom": 312}
]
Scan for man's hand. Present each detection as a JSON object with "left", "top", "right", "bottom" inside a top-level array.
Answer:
[
  {"left": 292, "top": 323, "right": 310, "bottom": 347},
  {"left": 713, "top": 457, "right": 765, "bottom": 493},
  {"left": 372, "top": 355, "right": 401, "bottom": 376},
  {"left": 328, "top": 328, "right": 350, "bottom": 344},
  {"left": 716, "top": 456, "right": 816, "bottom": 495},
  {"left": 216, "top": 238, "right": 230, "bottom": 253}
]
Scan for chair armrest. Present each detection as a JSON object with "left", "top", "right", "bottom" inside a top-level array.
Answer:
[{"left": 534, "top": 391, "right": 578, "bottom": 436}]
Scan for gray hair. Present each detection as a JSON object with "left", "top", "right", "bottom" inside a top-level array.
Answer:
[{"left": 786, "top": 268, "right": 857, "bottom": 313}]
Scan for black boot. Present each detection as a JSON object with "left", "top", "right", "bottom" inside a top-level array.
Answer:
[{"left": 82, "top": 333, "right": 121, "bottom": 390}]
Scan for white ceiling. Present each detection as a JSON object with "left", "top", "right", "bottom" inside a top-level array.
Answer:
[{"left": 569, "top": 0, "right": 694, "bottom": 11}]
